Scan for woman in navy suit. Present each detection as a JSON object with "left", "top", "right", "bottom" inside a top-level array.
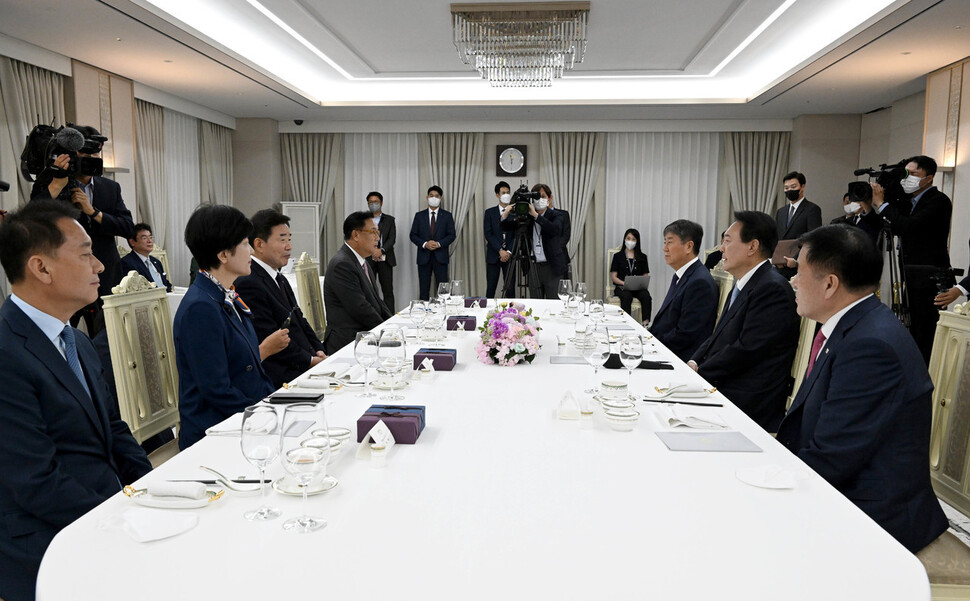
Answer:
[{"left": 174, "top": 205, "right": 283, "bottom": 449}]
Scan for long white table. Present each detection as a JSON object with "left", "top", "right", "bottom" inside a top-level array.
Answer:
[{"left": 37, "top": 300, "right": 930, "bottom": 600}]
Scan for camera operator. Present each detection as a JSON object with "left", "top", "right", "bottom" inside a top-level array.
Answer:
[
  {"left": 500, "top": 183, "right": 566, "bottom": 299},
  {"left": 868, "top": 155, "right": 952, "bottom": 364},
  {"left": 30, "top": 125, "right": 135, "bottom": 335}
]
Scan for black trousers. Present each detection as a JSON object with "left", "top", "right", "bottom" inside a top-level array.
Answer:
[
  {"left": 375, "top": 261, "right": 395, "bottom": 313},
  {"left": 418, "top": 259, "right": 449, "bottom": 301},
  {"left": 907, "top": 284, "right": 940, "bottom": 365},
  {"left": 529, "top": 262, "right": 565, "bottom": 300},
  {"left": 486, "top": 260, "right": 511, "bottom": 298},
  {"left": 615, "top": 288, "right": 653, "bottom": 322}
]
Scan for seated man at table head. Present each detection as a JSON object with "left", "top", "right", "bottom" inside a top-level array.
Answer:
[
  {"left": 234, "top": 209, "right": 327, "bottom": 388},
  {"left": 688, "top": 211, "right": 800, "bottom": 432},
  {"left": 323, "top": 211, "right": 393, "bottom": 354},
  {"left": 0, "top": 199, "right": 152, "bottom": 601},
  {"left": 174, "top": 204, "right": 278, "bottom": 450},
  {"left": 777, "top": 225, "right": 947, "bottom": 553},
  {"left": 120, "top": 222, "right": 172, "bottom": 292},
  {"left": 649, "top": 219, "right": 718, "bottom": 361}
]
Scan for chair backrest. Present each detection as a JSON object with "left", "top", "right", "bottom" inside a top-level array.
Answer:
[
  {"left": 786, "top": 315, "right": 819, "bottom": 410},
  {"left": 605, "top": 245, "right": 621, "bottom": 300},
  {"left": 710, "top": 262, "right": 735, "bottom": 325},
  {"left": 101, "top": 272, "right": 179, "bottom": 444},
  {"left": 294, "top": 252, "right": 327, "bottom": 340}
]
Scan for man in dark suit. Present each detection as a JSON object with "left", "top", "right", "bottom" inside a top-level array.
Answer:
[
  {"left": 776, "top": 171, "right": 822, "bottom": 279},
  {"left": 778, "top": 224, "right": 947, "bottom": 554},
  {"left": 234, "top": 209, "right": 327, "bottom": 388},
  {"left": 324, "top": 211, "right": 393, "bottom": 354},
  {"left": 550, "top": 197, "right": 572, "bottom": 280},
  {"left": 871, "top": 155, "right": 953, "bottom": 364},
  {"left": 409, "top": 185, "right": 456, "bottom": 301},
  {"left": 0, "top": 200, "right": 152, "bottom": 601},
  {"left": 367, "top": 191, "right": 397, "bottom": 312},
  {"left": 120, "top": 223, "right": 173, "bottom": 292},
  {"left": 689, "top": 211, "right": 800, "bottom": 432},
  {"left": 650, "top": 219, "right": 718, "bottom": 361},
  {"left": 484, "top": 181, "right": 513, "bottom": 298},
  {"left": 31, "top": 125, "right": 135, "bottom": 334}
]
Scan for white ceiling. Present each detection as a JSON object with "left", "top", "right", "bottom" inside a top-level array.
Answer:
[{"left": 0, "top": 0, "right": 968, "bottom": 122}]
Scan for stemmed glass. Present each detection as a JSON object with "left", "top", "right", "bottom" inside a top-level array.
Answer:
[
  {"left": 378, "top": 327, "right": 407, "bottom": 401},
  {"left": 557, "top": 279, "right": 573, "bottom": 315},
  {"left": 589, "top": 299, "right": 605, "bottom": 326},
  {"left": 240, "top": 405, "right": 281, "bottom": 521},
  {"left": 450, "top": 280, "right": 464, "bottom": 311},
  {"left": 584, "top": 327, "right": 611, "bottom": 395},
  {"left": 280, "top": 402, "right": 330, "bottom": 533},
  {"left": 574, "top": 282, "right": 588, "bottom": 313},
  {"left": 619, "top": 334, "right": 644, "bottom": 397},
  {"left": 354, "top": 331, "right": 379, "bottom": 398},
  {"left": 437, "top": 282, "right": 451, "bottom": 304},
  {"left": 424, "top": 299, "right": 446, "bottom": 342},
  {"left": 408, "top": 300, "right": 427, "bottom": 336}
]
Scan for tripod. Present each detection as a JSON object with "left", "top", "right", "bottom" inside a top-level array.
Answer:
[
  {"left": 502, "top": 223, "right": 542, "bottom": 299},
  {"left": 877, "top": 222, "right": 910, "bottom": 326}
]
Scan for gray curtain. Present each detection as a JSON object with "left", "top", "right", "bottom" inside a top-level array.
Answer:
[
  {"left": 280, "top": 133, "right": 343, "bottom": 266},
  {"left": 722, "top": 131, "right": 791, "bottom": 214},
  {"left": 200, "top": 121, "right": 233, "bottom": 205},
  {"left": 134, "top": 100, "right": 167, "bottom": 246}
]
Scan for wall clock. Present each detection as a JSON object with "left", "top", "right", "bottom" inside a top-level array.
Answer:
[{"left": 496, "top": 145, "right": 527, "bottom": 177}]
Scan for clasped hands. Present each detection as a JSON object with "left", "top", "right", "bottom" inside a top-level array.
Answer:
[{"left": 425, "top": 240, "right": 441, "bottom": 250}]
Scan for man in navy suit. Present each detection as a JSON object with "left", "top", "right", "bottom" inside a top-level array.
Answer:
[
  {"left": 0, "top": 200, "right": 151, "bottom": 601},
  {"left": 484, "top": 181, "right": 512, "bottom": 298},
  {"left": 776, "top": 171, "right": 822, "bottom": 279},
  {"left": 120, "top": 223, "right": 172, "bottom": 291},
  {"left": 409, "top": 185, "right": 456, "bottom": 300},
  {"left": 649, "top": 219, "right": 718, "bottom": 361},
  {"left": 234, "top": 209, "right": 326, "bottom": 388},
  {"left": 777, "top": 224, "right": 947, "bottom": 553},
  {"left": 689, "top": 211, "right": 801, "bottom": 432}
]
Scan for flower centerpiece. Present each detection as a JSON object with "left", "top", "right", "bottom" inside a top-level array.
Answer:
[{"left": 475, "top": 302, "right": 541, "bottom": 366}]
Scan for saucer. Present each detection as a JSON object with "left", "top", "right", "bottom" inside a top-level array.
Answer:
[{"left": 272, "top": 474, "right": 338, "bottom": 496}]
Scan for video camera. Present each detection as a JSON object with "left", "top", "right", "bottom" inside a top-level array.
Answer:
[
  {"left": 847, "top": 162, "right": 908, "bottom": 204},
  {"left": 507, "top": 184, "right": 541, "bottom": 227},
  {"left": 20, "top": 122, "right": 107, "bottom": 188}
]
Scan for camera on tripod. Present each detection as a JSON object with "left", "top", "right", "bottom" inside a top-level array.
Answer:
[{"left": 507, "top": 184, "right": 541, "bottom": 226}]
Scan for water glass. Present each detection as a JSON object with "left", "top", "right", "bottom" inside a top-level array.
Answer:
[
  {"left": 240, "top": 405, "right": 281, "bottom": 521},
  {"left": 619, "top": 334, "right": 644, "bottom": 395},
  {"left": 280, "top": 402, "right": 329, "bottom": 533},
  {"left": 437, "top": 282, "right": 451, "bottom": 303},
  {"left": 574, "top": 281, "right": 588, "bottom": 311},
  {"left": 558, "top": 279, "right": 573, "bottom": 313},
  {"left": 354, "top": 331, "right": 379, "bottom": 398},
  {"left": 450, "top": 280, "right": 464, "bottom": 308},
  {"left": 424, "top": 299, "right": 446, "bottom": 341},
  {"left": 589, "top": 299, "right": 605, "bottom": 325},
  {"left": 378, "top": 327, "right": 407, "bottom": 401},
  {"left": 408, "top": 300, "right": 427, "bottom": 332},
  {"left": 584, "top": 327, "right": 611, "bottom": 394}
]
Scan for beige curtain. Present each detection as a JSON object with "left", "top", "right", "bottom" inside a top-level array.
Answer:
[
  {"left": 420, "top": 133, "right": 485, "bottom": 295},
  {"left": 0, "top": 56, "right": 65, "bottom": 207},
  {"left": 722, "top": 131, "right": 791, "bottom": 214},
  {"left": 200, "top": 121, "right": 233, "bottom": 205},
  {"left": 134, "top": 100, "right": 167, "bottom": 245},
  {"left": 280, "top": 133, "right": 343, "bottom": 266}
]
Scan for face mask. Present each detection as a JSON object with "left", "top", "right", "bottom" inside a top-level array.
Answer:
[
  {"left": 428, "top": 197, "right": 441, "bottom": 208},
  {"left": 533, "top": 198, "right": 548, "bottom": 211},
  {"left": 499, "top": 193, "right": 511, "bottom": 205},
  {"left": 900, "top": 174, "right": 922, "bottom": 194},
  {"left": 624, "top": 240, "right": 637, "bottom": 250},
  {"left": 844, "top": 201, "right": 861, "bottom": 214},
  {"left": 784, "top": 189, "right": 800, "bottom": 202},
  {"left": 368, "top": 202, "right": 381, "bottom": 213}
]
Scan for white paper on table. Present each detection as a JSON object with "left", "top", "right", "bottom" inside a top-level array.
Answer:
[
  {"left": 735, "top": 464, "right": 804, "bottom": 489},
  {"left": 657, "top": 406, "right": 727, "bottom": 430},
  {"left": 99, "top": 508, "right": 198, "bottom": 543},
  {"left": 356, "top": 420, "right": 396, "bottom": 459}
]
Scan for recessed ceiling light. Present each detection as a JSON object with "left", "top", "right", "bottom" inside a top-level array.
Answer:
[
  {"left": 115, "top": 37, "right": 122, "bottom": 42},
  {"left": 901, "top": 51, "right": 911, "bottom": 55},
  {"left": 163, "top": 59, "right": 174, "bottom": 63}
]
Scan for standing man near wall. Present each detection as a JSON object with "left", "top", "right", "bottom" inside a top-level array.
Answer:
[
  {"left": 775, "top": 171, "right": 822, "bottom": 280},
  {"left": 410, "top": 186, "right": 456, "bottom": 301},
  {"left": 484, "top": 181, "right": 512, "bottom": 298},
  {"left": 367, "top": 191, "right": 397, "bottom": 312}
]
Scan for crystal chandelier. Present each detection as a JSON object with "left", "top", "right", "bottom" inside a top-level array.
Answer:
[{"left": 451, "top": 2, "right": 591, "bottom": 87}]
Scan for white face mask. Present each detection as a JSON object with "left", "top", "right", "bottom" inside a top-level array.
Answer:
[
  {"left": 428, "top": 197, "right": 441, "bottom": 208},
  {"left": 499, "top": 193, "right": 511, "bottom": 205},
  {"left": 624, "top": 240, "right": 637, "bottom": 250},
  {"left": 533, "top": 198, "right": 548, "bottom": 211},
  {"left": 368, "top": 202, "right": 381, "bottom": 213},
  {"left": 843, "top": 201, "right": 861, "bottom": 214},
  {"left": 900, "top": 174, "right": 923, "bottom": 194}
]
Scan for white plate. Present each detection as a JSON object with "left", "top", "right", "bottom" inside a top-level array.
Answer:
[
  {"left": 273, "top": 474, "right": 338, "bottom": 496},
  {"left": 132, "top": 489, "right": 222, "bottom": 509}
]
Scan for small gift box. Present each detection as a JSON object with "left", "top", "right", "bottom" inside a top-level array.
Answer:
[
  {"left": 366, "top": 404, "right": 426, "bottom": 431},
  {"left": 446, "top": 316, "right": 477, "bottom": 331},
  {"left": 357, "top": 407, "right": 423, "bottom": 444},
  {"left": 412, "top": 348, "right": 457, "bottom": 371},
  {"left": 464, "top": 297, "right": 487, "bottom": 309}
]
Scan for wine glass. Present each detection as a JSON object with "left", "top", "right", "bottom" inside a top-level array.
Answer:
[
  {"left": 574, "top": 282, "right": 588, "bottom": 313},
  {"left": 437, "top": 282, "right": 451, "bottom": 304},
  {"left": 584, "top": 327, "right": 611, "bottom": 395},
  {"left": 589, "top": 299, "right": 605, "bottom": 326},
  {"left": 280, "top": 402, "right": 330, "bottom": 533},
  {"left": 557, "top": 279, "right": 573, "bottom": 314},
  {"left": 240, "top": 405, "right": 281, "bottom": 521},
  {"left": 408, "top": 300, "right": 427, "bottom": 335},
  {"left": 619, "top": 334, "right": 644, "bottom": 396},
  {"left": 424, "top": 299, "right": 446, "bottom": 342},
  {"left": 378, "top": 326, "right": 407, "bottom": 401},
  {"left": 354, "top": 331, "right": 379, "bottom": 398},
  {"left": 450, "top": 280, "right": 464, "bottom": 310}
]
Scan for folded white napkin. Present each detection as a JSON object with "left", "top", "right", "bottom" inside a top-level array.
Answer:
[
  {"left": 147, "top": 482, "right": 207, "bottom": 499},
  {"left": 735, "top": 464, "right": 799, "bottom": 489},
  {"left": 100, "top": 508, "right": 198, "bottom": 543},
  {"left": 295, "top": 364, "right": 365, "bottom": 388},
  {"left": 659, "top": 406, "right": 727, "bottom": 430}
]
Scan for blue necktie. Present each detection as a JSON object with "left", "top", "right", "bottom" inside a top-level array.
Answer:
[
  {"left": 660, "top": 274, "right": 679, "bottom": 310},
  {"left": 728, "top": 285, "right": 740, "bottom": 309},
  {"left": 60, "top": 326, "right": 91, "bottom": 399}
]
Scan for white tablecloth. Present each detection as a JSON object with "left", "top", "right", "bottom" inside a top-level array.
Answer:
[{"left": 37, "top": 300, "right": 930, "bottom": 601}]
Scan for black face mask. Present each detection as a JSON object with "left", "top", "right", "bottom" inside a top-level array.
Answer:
[{"left": 785, "top": 189, "right": 800, "bottom": 202}]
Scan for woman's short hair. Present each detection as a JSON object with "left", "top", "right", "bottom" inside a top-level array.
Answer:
[{"left": 185, "top": 204, "right": 252, "bottom": 271}]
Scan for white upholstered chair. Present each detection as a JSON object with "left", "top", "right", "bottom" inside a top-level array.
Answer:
[
  {"left": 294, "top": 252, "right": 327, "bottom": 340},
  {"left": 710, "top": 260, "right": 735, "bottom": 326}
]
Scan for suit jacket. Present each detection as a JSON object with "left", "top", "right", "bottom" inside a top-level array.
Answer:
[
  {"left": 32, "top": 176, "right": 135, "bottom": 297},
  {"left": 649, "top": 260, "right": 718, "bottom": 361},
  {"left": 960, "top": 239, "right": 970, "bottom": 292},
  {"left": 120, "top": 251, "right": 173, "bottom": 292},
  {"left": 776, "top": 199, "right": 822, "bottom": 241},
  {"left": 375, "top": 213, "right": 397, "bottom": 267},
  {"left": 483, "top": 206, "right": 510, "bottom": 264},
  {"left": 173, "top": 275, "right": 275, "bottom": 450},
  {"left": 234, "top": 266, "right": 325, "bottom": 388},
  {"left": 690, "top": 261, "right": 800, "bottom": 431},
  {"left": 0, "top": 299, "right": 151, "bottom": 601},
  {"left": 878, "top": 186, "right": 952, "bottom": 271},
  {"left": 557, "top": 208, "right": 572, "bottom": 265},
  {"left": 323, "top": 244, "right": 393, "bottom": 354},
  {"left": 776, "top": 295, "right": 948, "bottom": 553},
  {"left": 409, "top": 208, "right": 456, "bottom": 265}
]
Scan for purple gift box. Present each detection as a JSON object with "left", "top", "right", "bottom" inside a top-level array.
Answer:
[
  {"left": 366, "top": 404, "right": 426, "bottom": 431},
  {"left": 464, "top": 297, "right": 487, "bottom": 309},
  {"left": 412, "top": 348, "right": 457, "bottom": 371},
  {"left": 446, "top": 316, "right": 477, "bottom": 331},
  {"left": 357, "top": 410, "right": 422, "bottom": 444}
]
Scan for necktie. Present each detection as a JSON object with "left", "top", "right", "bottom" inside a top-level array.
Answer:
[
  {"left": 659, "top": 274, "right": 679, "bottom": 311},
  {"left": 60, "top": 326, "right": 91, "bottom": 399},
  {"left": 430, "top": 211, "right": 437, "bottom": 237},
  {"left": 728, "top": 284, "right": 739, "bottom": 309},
  {"left": 787, "top": 204, "right": 795, "bottom": 227},
  {"left": 145, "top": 258, "right": 164, "bottom": 288},
  {"left": 363, "top": 261, "right": 378, "bottom": 296},
  {"left": 806, "top": 330, "right": 827, "bottom": 377},
  {"left": 275, "top": 272, "right": 293, "bottom": 308}
]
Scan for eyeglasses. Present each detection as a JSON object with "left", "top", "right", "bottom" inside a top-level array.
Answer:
[{"left": 357, "top": 228, "right": 380, "bottom": 236}]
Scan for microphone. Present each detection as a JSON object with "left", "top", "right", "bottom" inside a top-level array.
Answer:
[
  {"left": 853, "top": 168, "right": 872, "bottom": 176},
  {"left": 0, "top": 180, "right": 9, "bottom": 192},
  {"left": 54, "top": 127, "right": 85, "bottom": 153}
]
